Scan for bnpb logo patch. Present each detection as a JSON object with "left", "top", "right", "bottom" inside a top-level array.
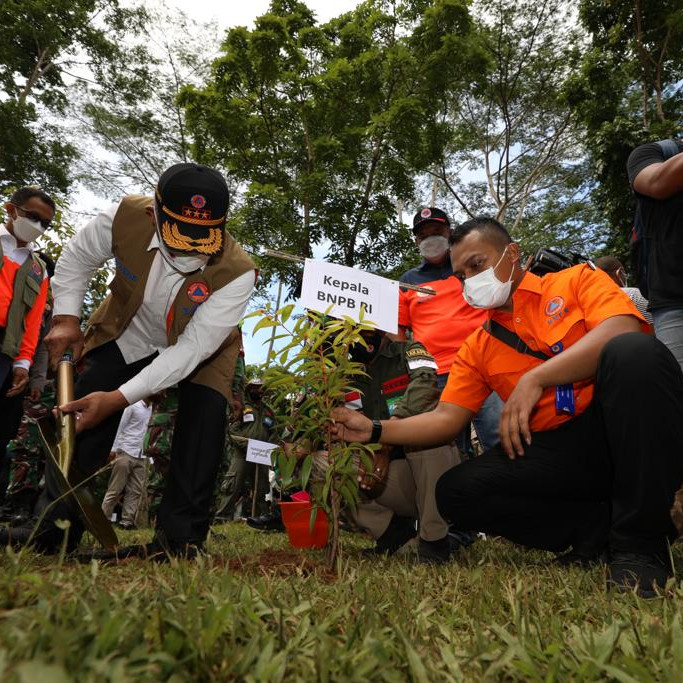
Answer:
[
  {"left": 187, "top": 281, "right": 210, "bottom": 303},
  {"left": 420, "top": 208, "right": 432, "bottom": 218},
  {"left": 544, "top": 296, "right": 565, "bottom": 317},
  {"left": 190, "top": 194, "right": 206, "bottom": 209}
]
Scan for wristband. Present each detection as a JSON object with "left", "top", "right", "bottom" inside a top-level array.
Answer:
[{"left": 370, "top": 419, "right": 383, "bottom": 443}]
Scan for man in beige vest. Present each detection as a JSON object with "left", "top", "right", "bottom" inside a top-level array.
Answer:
[{"left": 1, "top": 163, "right": 255, "bottom": 558}]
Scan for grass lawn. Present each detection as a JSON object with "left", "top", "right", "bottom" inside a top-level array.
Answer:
[{"left": 0, "top": 523, "right": 682, "bottom": 681}]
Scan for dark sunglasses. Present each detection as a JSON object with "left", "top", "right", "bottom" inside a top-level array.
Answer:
[{"left": 10, "top": 203, "right": 52, "bottom": 229}]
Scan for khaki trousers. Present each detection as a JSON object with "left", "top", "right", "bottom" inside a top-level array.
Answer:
[
  {"left": 101, "top": 449, "right": 147, "bottom": 525},
  {"left": 351, "top": 444, "right": 460, "bottom": 542}
]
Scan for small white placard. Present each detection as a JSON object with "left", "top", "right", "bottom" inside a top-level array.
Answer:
[
  {"left": 300, "top": 258, "right": 399, "bottom": 334},
  {"left": 246, "top": 438, "right": 278, "bottom": 466}
]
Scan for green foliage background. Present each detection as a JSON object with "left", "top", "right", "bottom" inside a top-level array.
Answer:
[{"left": 3, "top": 0, "right": 682, "bottom": 288}]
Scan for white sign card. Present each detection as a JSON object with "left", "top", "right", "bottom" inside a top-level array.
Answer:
[
  {"left": 300, "top": 258, "right": 399, "bottom": 334},
  {"left": 245, "top": 439, "right": 278, "bottom": 466}
]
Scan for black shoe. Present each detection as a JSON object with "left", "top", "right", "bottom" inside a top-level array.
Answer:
[
  {"left": 116, "top": 521, "right": 136, "bottom": 531},
  {"left": 79, "top": 538, "right": 201, "bottom": 564},
  {"left": 246, "top": 511, "right": 285, "bottom": 532},
  {"left": 0, "top": 518, "right": 78, "bottom": 555},
  {"left": 417, "top": 535, "right": 451, "bottom": 565},
  {"left": 608, "top": 552, "right": 673, "bottom": 598},
  {"left": 363, "top": 515, "right": 417, "bottom": 557},
  {"left": 555, "top": 548, "right": 609, "bottom": 568},
  {"left": 0, "top": 504, "right": 15, "bottom": 523},
  {"left": 448, "top": 529, "right": 478, "bottom": 552}
]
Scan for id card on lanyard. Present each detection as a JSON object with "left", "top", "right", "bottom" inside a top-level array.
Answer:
[{"left": 550, "top": 341, "right": 575, "bottom": 415}]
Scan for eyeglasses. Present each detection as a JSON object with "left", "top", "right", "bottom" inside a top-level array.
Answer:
[{"left": 10, "top": 203, "right": 52, "bottom": 229}]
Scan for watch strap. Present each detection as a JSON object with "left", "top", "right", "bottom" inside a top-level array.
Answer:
[{"left": 370, "top": 419, "right": 382, "bottom": 443}]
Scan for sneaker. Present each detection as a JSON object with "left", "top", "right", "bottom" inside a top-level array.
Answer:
[
  {"left": 246, "top": 511, "right": 285, "bottom": 532},
  {"left": 362, "top": 515, "right": 417, "bottom": 557},
  {"left": 417, "top": 535, "right": 451, "bottom": 565},
  {"left": 607, "top": 551, "right": 673, "bottom": 598}
]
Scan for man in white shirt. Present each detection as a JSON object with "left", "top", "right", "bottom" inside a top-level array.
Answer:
[
  {"left": 101, "top": 398, "right": 153, "bottom": 529},
  {"left": 1, "top": 163, "right": 255, "bottom": 557}
]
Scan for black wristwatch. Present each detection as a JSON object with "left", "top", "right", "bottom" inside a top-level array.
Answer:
[{"left": 370, "top": 419, "right": 383, "bottom": 443}]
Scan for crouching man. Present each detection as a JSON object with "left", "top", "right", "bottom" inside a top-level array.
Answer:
[
  {"left": 1, "top": 163, "right": 255, "bottom": 558},
  {"left": 333, "top": 217, "right": 683, "bottom": 597},
  {"left": 343, "top": 327, "right": 460, "bottom": 564}
]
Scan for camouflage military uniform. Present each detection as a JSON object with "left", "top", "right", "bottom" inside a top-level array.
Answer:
[
  {"left": 346, "top": 340, "right": 461, "bottom": 544},
  {"left": 4, "top": 382, "right": 55, "bottom": 512},
  {"left": 210, "top": 347, "right": 247, "bottom": 517},
  {"left": 215, "top": 397, "right": 275, "bottom": 519},
  {"left": 142, "top": 388, "right": 179, "bottom": 523}
]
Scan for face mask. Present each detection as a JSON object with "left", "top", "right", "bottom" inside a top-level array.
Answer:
[
  {"left": 349, "top": 332, "right": 383, "bottom": 364},
  {"left": 12, "top": 216, "right": 45, "bottom": 243},
  {"left": 462, "top": 247, "right": 513, "bottom": 309},
  {"left": 616, "top": 268, "right": 627, "bottom": 287},
  {"left": 418, "top": 235, "right": 449, "bottom": 262},
  {"left": 156, "top": 222, "right": 210, "bottom": 274}
]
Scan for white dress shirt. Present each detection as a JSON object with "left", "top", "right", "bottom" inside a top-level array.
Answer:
[
  {"left": 0, "top": 225, "right": 39, "bottom": 371},
  {"left": 111, "top": 399, "right": 153, "bottom": 457},
  {"left": 622, "top": 287, "right": 653, "bottom": 325},
  {"left": 51, "top": 201, "right": 255, "bottom": 404}
]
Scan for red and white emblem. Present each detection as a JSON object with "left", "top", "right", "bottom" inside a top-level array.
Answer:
[
  {"left": 32, "top": 262, "right": 42, "bottom": 276},
  {"left": 344, "top": 391, "right": 363, "bottom": 411},
  {"left": 190, "top": 194, "right": 206, "bottom": 209},
  {"left": 187, "top": 281, "right": 210, "bottom": 303},
  {"left": 544, "top": 296, "right": 565, "bottom": 316},
  {"left": 420, "top": 208, "right": 432, "bottom": 218}
]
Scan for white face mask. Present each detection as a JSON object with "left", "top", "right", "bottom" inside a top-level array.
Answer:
[
  {"left": 156, "top": 228, "right": 210, "bottom": 274},
  {"left": 418, "top": 235, "right": 449, "bottom": 262},
  {"left": 12, "top": 215, "right": 45, "bottom": 243},
  {"left": 462, "top": 247, "right": 513, "bottom": 309}
]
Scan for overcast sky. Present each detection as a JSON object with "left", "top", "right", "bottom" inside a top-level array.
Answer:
[{"left": 160, "top": 0, "right": 360, "bottom": 26}]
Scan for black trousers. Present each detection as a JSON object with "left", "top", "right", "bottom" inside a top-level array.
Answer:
[
  {"left": 42, "top": 341, "right": 227, "bottom": 546},
  {"left": 436, "top": 333, "right": 683, "bottom": 556}
]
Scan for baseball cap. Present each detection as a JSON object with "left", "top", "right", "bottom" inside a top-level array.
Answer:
[
  {"left": 155, "top": 163, "right": 229, "bottom": 255},
  {"left": 412, "top": 207, "right": 451, "bottom": 233}
]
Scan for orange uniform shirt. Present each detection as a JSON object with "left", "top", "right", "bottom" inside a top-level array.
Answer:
[
  {"left": 398, "top": 275, "right": 486, "bottom": 374},
  {"left": 0, "top": 251, "right": 49, "bottom": 366},
  {"left": 440, "top": 265, "right": 649, "bottom": 432}
]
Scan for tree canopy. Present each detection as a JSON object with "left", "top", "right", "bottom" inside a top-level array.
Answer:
[{"left": 4, "top": 0, "right": 683, "bottom": 290}]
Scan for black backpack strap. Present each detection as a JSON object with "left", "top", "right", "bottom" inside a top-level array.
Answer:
[{"left": 482, "top": 320, "right": 551, "bottom": 361}]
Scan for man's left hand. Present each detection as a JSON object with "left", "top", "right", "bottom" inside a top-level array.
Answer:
[
  {"left": 499, "top": 372, "right": 543, "bottom": 459},
  {"left": 60, "top": 390, "right": 128, "bottom": 433},
  {"left": 6, "top": 367, "right": 29, "bottom": 397}
]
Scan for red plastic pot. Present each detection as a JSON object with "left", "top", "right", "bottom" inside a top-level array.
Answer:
[{"left": 279, "top": 501, "right": 329, "bottom": 549}]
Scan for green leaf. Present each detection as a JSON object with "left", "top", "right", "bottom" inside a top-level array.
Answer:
[
  {"left": 300, "top": 454, "right": 313, "bottom": 490},
  {"left": 252, "top": 316, "right": 278, "bottom": 334}
]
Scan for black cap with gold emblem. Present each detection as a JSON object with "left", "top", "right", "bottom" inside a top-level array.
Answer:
[{"left": 155, "top": 163, "right": 229, "bottom": 255}]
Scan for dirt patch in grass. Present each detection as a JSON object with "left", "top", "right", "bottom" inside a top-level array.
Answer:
[{"left": 223, "top": 550, "right": 337, "bottom": 581}]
